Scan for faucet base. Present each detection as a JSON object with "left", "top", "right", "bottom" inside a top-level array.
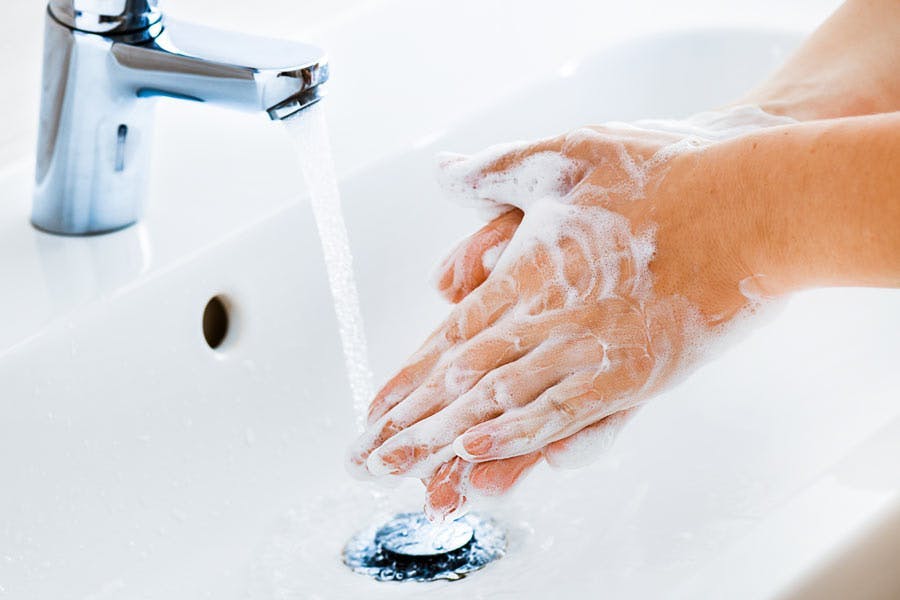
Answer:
[
  {"left": 30, "top": 219, "right": 138, "bottom": 237},
  {"left": 33, "top": 13, "right": 154, "bottom": 236}
]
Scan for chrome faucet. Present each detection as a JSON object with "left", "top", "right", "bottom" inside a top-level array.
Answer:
[{"left": 34, "top": 0, "right": 329, "bottom": 235}]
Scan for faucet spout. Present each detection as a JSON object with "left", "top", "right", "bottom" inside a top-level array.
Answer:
[
  {"left": 111, "top": 20, "right": 328, "bottom": 120},
  {"left": 33, "top": 2, "right": 329, "bottom": 235}
]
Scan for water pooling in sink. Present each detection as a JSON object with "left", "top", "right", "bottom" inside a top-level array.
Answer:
[{"left": 283, "top": 107, "right": 506, "bottom": 584}]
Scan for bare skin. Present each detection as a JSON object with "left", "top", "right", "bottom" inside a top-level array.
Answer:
[
  {"left": 741, "top": 0, "right": 900, "bottom": 121},
  {"left": 350, "top": 0, "right": 900, "bottom": 520}
]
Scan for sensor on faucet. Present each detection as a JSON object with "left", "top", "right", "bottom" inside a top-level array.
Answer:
[{"left": 34, "top": 0, "right": 329, "bottom": 235}]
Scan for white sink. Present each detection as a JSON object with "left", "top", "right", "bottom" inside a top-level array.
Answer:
[{"left": 2, "top": 2, "right": 899, "bottom": 598}]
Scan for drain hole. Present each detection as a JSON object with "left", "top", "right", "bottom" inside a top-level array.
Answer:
[
  {"left": 343, "top": 512, "right": 506, "bottom": 582},
  {"left": 202, "top": 295, "right": 230, "bottom": 349}
]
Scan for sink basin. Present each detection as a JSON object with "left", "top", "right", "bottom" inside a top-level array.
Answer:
[{"left": 2, "top": 3, "right": 898, "bottom": 598}]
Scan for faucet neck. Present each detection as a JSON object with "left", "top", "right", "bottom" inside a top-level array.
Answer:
[
  {"left": 49, "top": 0, "right": 162, "bottom": 36},
  {"left": 33, "top": 4, "right": 328, "bottom": 235}
]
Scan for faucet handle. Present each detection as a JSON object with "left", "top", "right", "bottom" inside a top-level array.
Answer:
[{"left": 49, "top": 0, "right": 162, "bottom": 35}]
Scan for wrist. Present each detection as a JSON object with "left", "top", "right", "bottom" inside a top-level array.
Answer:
[
  {"left": 642, "top": 148, "right": 771, "bottom": 324},
  {"left": 737, "top": 0, "right": 900, "bottom": 122},
  {"left": 710, "top": 114, "right": 900, "bottom": 297},
  {"left": 739, "top": 76, "right": 890, "bottom": 122},
  {"left": 686, "top": 127, "right": 811, "bottom": 300}
]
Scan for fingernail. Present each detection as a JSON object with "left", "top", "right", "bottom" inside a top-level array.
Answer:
[
  {"left": 458, "top": 434, "right": 493, "bottom": 458},
  {"left": 365, "top": 450, "right": 395, "bottom": 476},
  {"left": 423, "top": 501, "right": 445, "bottom": 524}
]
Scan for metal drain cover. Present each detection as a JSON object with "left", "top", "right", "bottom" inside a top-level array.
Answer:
[{"left": 342, "top": 512, "right": 506, "bottom": 582}]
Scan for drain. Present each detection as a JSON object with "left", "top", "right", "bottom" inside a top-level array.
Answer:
[{"left": 342, "top": 512, "right": 506, "bottom": 582}]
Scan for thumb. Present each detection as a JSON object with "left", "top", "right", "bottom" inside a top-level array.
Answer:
[
  {"left": 435, "top": 134, "right": 585, "bottom": 214},
  {"left": 433, "top": 208, "right": 523, "bottom": 303}
]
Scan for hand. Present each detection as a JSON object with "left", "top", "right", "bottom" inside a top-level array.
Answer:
[
  {"left": 428, "top": 208, "right": 639, "bottom": 520},
  {"left": 349, "top": 107, "right": 786, "bottom": 519},
  {"left": 412, "top": 0, "right": 900, "bottom": 516},
  {"left": 348, "top": 0, "right": 900, "bottom": 518}
]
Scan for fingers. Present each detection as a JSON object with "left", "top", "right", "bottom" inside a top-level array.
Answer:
[
  {"left": 359, "top": 310, "right": 601, "bottom": 478},
  {"left": 350, "top": 363, "right": 482, "bottom": 476},
  {"left": 453, "top": 365, "right": 640, "bottom": 462},
  {"left": 435, "top": 136, "right": 589, "bottom": 213},
  {"left": 349, "top": 301, "right": 527, "bottom": 475},
  {"left": 353, "top": 272, "right": 582, "bottom": 477},
  {"left": 423, "top": 457, "right": 472, "bottom": 522},
  {"left": 362, "top": 270, "right": 522, "bottom": 432},
  {"left": 364, "top": 339, "right": 571, "bottom": 478},
  {"left": 422, "top": 409, "right": 635, "bottom": 522},
  {"left": 434, "top": 209, "right": 523, "bottom": 303},
  {"left": 423, "top": 453, "right": 542, "bottom": 522},
  {"left": 543, "top": 408, "right": 636, "bottom": 469},
  {"left": 365, "top": 344, "right": 444, "bottom": 427}
]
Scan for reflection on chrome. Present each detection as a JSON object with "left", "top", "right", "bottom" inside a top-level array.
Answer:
[{"left": 33, "top": 0, "right": 329, "bottom": 235}]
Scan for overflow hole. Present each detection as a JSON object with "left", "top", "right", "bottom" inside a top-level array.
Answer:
[
  {"left": 202, "top": 295, "right": 230, "bottom": 349},
  {"left": 115, "top": 124, "right": 128, "bottom": 172}
]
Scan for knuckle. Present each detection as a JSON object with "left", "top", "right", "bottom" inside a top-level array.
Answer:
[
  {"left": 548, "top": 395, "right": 579, "bottom": 424},
  {"left": 443, "top": 318, "right": 464, "bottom": 344},
  {"left": 477, "top": 375, "right": 514, "bottom": 415},
  {"left": 391, "top": 366, "right": 416, "bottom": 391}
]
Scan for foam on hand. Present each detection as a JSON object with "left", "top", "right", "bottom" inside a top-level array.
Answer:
[{"left": 356, "top": 105, "right": 796, "bottom": 520}]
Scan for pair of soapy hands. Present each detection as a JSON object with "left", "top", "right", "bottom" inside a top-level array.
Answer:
[{"left": 349, "top": 107, "right": 791, "bottom": 520}]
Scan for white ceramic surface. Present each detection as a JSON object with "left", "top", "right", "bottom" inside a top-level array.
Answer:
[{"left": 3, "top": 2, "right": 899, "bottom": 599}]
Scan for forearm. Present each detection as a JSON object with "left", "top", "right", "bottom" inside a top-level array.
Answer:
[
  {"left": 740, "top": 0, "right": 900, "bottom": 121},
  {"left": 725, "top": 112, "right": 900, "bottom": 294}
]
